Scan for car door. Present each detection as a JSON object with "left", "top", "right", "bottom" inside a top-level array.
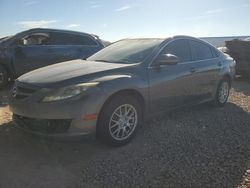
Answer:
[
  {"left": 148, "top": 39, "right": 198, "bottom": 113},
  {"left": 48, "top": 32, "right": 103, "bottom": 62},
  {"left": 13, "top": 32, "right": 55, "bottom": 76},
  {"left": 188, "top": 40, "right": 221, "bottom": 101}
]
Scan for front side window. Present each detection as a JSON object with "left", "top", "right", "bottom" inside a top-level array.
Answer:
[
  {"left": 161, "top": 39, "right": 192, "bottom": 63},
  {"left": 21, "top": 33, "right": 50, "bottom": 45},
  {"left": 190, "top": 40, "right": 213, "bottom": 60}
]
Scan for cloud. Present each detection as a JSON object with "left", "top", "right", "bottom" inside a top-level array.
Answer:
[
  {"left": 91, "top": 4, "right": 102, "bottom": 8},
  {"left": 66, "top": 24, "right": 80, "bottom": 28},
  {"left": 115, "top": 5, "right": 131, "bottom": 12},
  {"left": 183, "top": 14, "right": 212, "bottom": 21},
  {"left": 102, "top": 23, "right": 108, "bottom": 28},
  {"left": 89, "top": 1, "right": 102, "bottom": 8},
  {"left": 205, "top": 3, "right": 250, "bottom": 15},
  {"left": 89, "top": 1, "right": 97, "bottom": 4},
  {"left": 17, "top": 20, "right": 58, "bottom": 29},
  {"left": 184, "top": 3, "right": 250, "bottom": 22},
  {"left": 205, "top": 8, "right": 223, "bottom": 15},
  {"left": 25, "top": 0, "right": 39, "bottom": 6}
]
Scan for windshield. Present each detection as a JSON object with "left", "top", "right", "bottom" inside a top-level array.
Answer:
[{"left": 87, "top": 39, "right": 163, "bottom": 64}]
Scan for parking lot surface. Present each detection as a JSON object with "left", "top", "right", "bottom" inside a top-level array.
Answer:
[{"left": 0, "top": 78, "right": 249, "bottom": 188}]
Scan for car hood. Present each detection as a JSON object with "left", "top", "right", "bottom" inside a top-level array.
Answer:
[
  {"left": 18, "top": 59, "right": 134, "bottom": 86},
  {"left": 0, "top": 36, "right": 13, "bottom": 45}
]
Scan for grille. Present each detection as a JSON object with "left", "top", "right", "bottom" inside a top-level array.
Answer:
[
  {"left": 12, "top": 82, "right": 39, "bottom": 100},
  {"left": 13, "top": 114, "right": 72, "bottom": 134}
]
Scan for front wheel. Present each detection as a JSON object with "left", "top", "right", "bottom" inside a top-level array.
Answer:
[
  {"left": 97, "top": 95, "right": 142, "bottom": 146},
  {"left": 214, "top": 79, "right": 230, "bottom": 107}
]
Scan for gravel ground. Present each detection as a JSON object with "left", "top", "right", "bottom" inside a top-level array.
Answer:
[{"left": 0, "top": 78, "right": 249, "bottom": 188}]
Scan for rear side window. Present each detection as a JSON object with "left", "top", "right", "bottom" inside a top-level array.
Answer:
[
  {"left": 161, "top": 39, "right": 191, "bottom": 62},
  {"left": 190, "top": 40, "right": 213, "bottom": 60},
  {"left": 50, "top": 33, "right": 97, "bottom": 46}
]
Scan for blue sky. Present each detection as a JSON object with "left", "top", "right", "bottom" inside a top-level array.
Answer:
[{"left": 0, "top": 0, "right": 250, "bottom": 41}]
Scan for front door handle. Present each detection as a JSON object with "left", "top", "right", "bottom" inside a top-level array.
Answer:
[
  {"left": 190, "top": 67, "right": 197, "bottom": 73},
  {"left": 217, "top": 62, "right": 222, "bottom": 66}
]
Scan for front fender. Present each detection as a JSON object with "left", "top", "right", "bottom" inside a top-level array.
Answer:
[{"left": 92, "top": 74, "right": 149, "bottom": 113}]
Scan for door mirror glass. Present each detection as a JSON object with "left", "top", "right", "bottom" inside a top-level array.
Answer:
[
  {"left": 16, "top": 39, "right": 24, "bottom": 45},
  {"left": 155, "top": 54, "right": 179, "bottom": 65}
]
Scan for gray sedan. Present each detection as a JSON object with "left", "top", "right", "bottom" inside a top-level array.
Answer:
[{"left": 9, "top": 36, "right": 235, "bottom": 146}]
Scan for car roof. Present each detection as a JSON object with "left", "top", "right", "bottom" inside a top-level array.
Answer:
[
  {"left": 17, "top": 28, "right": 99, "bottom": 39},
  {"left": 122, "top": 35, "right": 204, "bottom": 41},
  {"left": 120, "top": 35, "right": 210, "bottom": 44}
]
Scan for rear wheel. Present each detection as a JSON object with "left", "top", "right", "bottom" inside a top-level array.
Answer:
[
  {"left": 0, "top": 65, "right": 8, "bottom": 88},
  {"left": 214, "top": 78, "right": 230, "bottom": 107},
  {"left": 97, "top": 95, "right": 142, "bottom": 146}
]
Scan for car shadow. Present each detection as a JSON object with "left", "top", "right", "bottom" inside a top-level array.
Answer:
[{"left": 0, "top": 102, "right": 249, "bottom": 188}]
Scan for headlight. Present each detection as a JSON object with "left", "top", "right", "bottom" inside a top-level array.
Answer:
[{"left": 42, "top": 82, "right": 99, "bottom": 102}]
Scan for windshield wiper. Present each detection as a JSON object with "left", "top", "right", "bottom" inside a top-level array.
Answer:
[
  {"left": 111, "top": 60, "right": 131, "bottom": 64},
  {"left": 93, "top": 59, "right": 111, "bottom": 63},
  {"left": 92, "top": 59, "right": 131, "bottom": 64}
]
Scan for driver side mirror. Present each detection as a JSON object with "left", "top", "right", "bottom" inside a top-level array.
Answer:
[
  {"left": 16, "top": 39, "right": 24, "bottom": 45},
  {"left": 155, "top": 54, "right": 179, "bottom": 66}
]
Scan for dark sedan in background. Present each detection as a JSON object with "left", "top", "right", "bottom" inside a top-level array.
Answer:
[
  {"left": 0, "top": 28, "right": 107, "bottom": 87},
  {"left": 9, "top": 36, "right": 235, "bottom": 146}
]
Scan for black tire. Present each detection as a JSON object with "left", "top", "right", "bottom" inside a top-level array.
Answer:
[
  {"left": 0, "top": 65, "right": 8, "bottom": 88},
  {"left": 214, "top": 78, "right": 230, "bottom": 107},
  {"left": 96, "top": 95, "right": 142, "bottom": 146}
]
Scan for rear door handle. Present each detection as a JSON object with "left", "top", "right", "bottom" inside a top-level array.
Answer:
[
  {"left": 217, "top": 62, "right": 222, "bottom": 66},
  {"left": 190, "top": 67, "right": 197, "bottom": 73}
]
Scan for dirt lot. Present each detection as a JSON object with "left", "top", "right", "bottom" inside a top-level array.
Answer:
[{"left": 0, "top": 79, "right": 250, "bottom": 188}]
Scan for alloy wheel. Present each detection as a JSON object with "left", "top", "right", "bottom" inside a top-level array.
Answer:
[
  {"left": 218, "top": 81, "right": 229, "bottom": 104},
  {"left": 109, "top": 104, "right": 138, "bottom": 141}
]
